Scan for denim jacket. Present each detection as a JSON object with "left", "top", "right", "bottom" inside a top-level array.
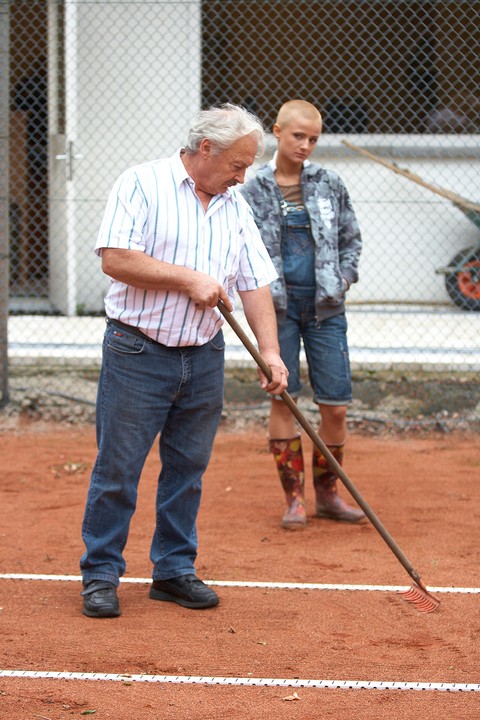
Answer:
[{"left": 240, "top": 158, "right": 362, "bottom": 321}]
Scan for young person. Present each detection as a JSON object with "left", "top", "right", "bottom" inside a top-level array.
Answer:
[{"left": 241, "top": 100, "right": 365, "bottom": 530}]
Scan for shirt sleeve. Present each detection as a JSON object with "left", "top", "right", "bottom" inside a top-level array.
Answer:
[{"left": 94, "top": 167, "right": 149, "bottom": 256}]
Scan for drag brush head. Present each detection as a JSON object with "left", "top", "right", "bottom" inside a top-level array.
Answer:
[{"left": 400, "top": 582, "right": 440, "bottom": 613}]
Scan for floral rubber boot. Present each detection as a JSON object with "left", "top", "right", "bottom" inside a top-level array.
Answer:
[
  {"left": 269, "top": 436, "right": 306, "bottom": 530},
  {"left": 312, "top": 444, "right": 365, "bottom": 522}
]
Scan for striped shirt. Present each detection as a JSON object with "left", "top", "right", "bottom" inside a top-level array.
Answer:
[{"left": 95, "top": 150, "right": 277, "bottom": 346}]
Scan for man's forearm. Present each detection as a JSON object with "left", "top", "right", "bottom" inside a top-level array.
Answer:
[
  {"left": 238, "top": 286, "right": 288, "bottom": 395},
  {"left": 239, "top": 286, "right": 280, "bottom": 356},
  {"left": 101, "top": 247, "right": 232, "bottom": 310},
  {"left": 101, "top": 248, "right": 194, "bottom": 291}
]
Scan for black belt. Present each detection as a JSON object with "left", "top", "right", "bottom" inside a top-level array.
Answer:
[{"left": 107, "top": 317, "right": 152, "bottom": 342}]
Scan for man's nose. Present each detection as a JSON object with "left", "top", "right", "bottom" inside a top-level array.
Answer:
[{"left": 234, "top": 168, "right": 247, "bottom": 184}]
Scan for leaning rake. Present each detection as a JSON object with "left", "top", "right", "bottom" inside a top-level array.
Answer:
[{"left": 218, "top": 301, "right": 440, "bottom": 613}]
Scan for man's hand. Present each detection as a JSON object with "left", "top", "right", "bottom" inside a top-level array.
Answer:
[
  {"left": 185, "top": 270, "right": 233, "bottom": 312},
  {"left": 257, "top": 350, "right": 289, "bottom": 396}
]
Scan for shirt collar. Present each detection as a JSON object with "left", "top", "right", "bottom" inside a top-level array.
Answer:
[
  {"left": 171, "top": 149, "right": 191, "bottom": 187},
  {"left": 268, "top": 150, "right": 311, "bottom": 172}
]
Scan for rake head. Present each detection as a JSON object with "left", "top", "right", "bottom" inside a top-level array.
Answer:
[{"left": 400, "top": 582, "right": 440, "bottom": 613}]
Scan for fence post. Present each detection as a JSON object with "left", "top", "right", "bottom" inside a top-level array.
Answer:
[{"left": 0, "top": 2, "right": 10, "bottom": 406}]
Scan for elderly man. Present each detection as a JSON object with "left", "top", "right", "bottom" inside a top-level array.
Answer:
[{"left": 80, "top": 104, "right": 288, "bottom": 618}]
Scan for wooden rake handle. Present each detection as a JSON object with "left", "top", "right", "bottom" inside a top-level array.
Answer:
[
  {"left": 342, "top": 139, "right": 480, "bottom": 214},
  {"left": 217, "top": 300, "right": 424, "bottom": 587}
]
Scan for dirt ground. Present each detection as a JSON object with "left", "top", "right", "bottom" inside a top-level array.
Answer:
[{"left": 0, "top": 415, "right": 479, "bottom": 719}]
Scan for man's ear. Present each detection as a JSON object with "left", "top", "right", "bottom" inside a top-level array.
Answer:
[
  {"left": 199, "top": 138, "right": 212, "bottom": 158},
  {"left": 272, "top": 123, "right": 281, "bottom": 139}
]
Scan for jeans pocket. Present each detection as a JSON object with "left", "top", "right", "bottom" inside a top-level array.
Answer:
[
  {"left": 106, "top": 327, "right": 148, "bottom": 356},
  {"left": 208, "top": 329, "right": 225, "bottom": 352}
]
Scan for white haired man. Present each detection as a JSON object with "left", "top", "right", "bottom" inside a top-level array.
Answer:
[{"left": 80, "top": 104, "right": 288, "bottom": 618}]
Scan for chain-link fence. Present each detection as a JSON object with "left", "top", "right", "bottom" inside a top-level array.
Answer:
[{"left": 2, "top": 0, "right": 480, "bottom": 425}]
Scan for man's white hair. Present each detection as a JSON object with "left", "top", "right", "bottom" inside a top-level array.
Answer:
[{"left": 184, "top": 103, "right": 265, "bottom": 157}]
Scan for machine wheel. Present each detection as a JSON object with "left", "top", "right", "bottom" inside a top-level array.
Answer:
[{"left": 445, "top": 247, "right": 480, "bottom": 311}]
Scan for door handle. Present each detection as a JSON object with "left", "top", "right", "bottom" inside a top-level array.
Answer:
[{"left": 55, "top": 140, "right": 83, "bottom": 181}]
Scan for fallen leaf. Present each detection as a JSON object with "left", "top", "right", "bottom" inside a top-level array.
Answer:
[{"left": 283, "top": 692, "right": 301, "bottom": 701}]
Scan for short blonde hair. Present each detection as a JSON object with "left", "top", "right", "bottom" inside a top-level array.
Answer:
[{"left": 276, "top": 100, "right": 322, "bottom": 128}]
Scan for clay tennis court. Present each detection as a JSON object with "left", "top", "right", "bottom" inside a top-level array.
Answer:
[{"left": 1, "top": 420, "right": 479, "bottom": 719}]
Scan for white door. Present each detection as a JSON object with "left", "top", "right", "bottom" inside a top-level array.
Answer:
[
  {"left": 48, "top": 0, "right": 202, "bottom": 316},
  {"left": 48, "top": 0, "right": 80, "bottom": 316}
]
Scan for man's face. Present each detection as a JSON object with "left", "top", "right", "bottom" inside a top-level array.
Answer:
[
  {"left": 197, "top": 134, "right": 258, "bottom": 195},
  {"left": 273, "top": 115, "right": 322, "bottom": 164}
]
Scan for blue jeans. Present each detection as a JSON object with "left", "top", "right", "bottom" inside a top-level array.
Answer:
[
  {"left": 80, "top": 320, "right": 225, "bottom": 586},
  {"left": 277, "top": 294, "right": 352, "bottom": 405}
]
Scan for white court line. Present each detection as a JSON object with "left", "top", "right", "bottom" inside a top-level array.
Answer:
[
  {"left": 0, "top": 670, "right": 480, "bottom": 692},
  {"left": 0, "top": 670, "right": 478, "bottom": 693},
  {"left": 2, "top": 574, "right": 479, "bottom": 694},
  {"left": 0, "top": 573, "right": 479, "bottom": 594}
]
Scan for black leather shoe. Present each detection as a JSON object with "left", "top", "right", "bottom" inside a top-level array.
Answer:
[
  {"left": 149, "top": 574, "right": 219, "bottom": 609},
  {"left": 81, "top": 580, "right": 121, "bottom": 618}
]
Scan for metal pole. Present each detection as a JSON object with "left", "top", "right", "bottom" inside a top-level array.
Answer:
[{"left": 0, "top": 1, "right": 10, "bottom": 407}]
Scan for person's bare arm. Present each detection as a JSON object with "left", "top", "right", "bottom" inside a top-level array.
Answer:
[
  {"left": 238, "top": 285, "right": 288, "bottom": 395},
  {"left": 102, "top": 248, "right": 232, "bottom": 311}
]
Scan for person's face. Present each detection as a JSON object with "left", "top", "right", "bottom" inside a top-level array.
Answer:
[
  {"left": 273, "top": 114, "right": 322, "bottom": 164},
  {"left": 197, "top": 134, "right": 258, "bottom": 195}
]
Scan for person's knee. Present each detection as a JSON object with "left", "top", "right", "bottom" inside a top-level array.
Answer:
[{"left": 319, "top": 404, "right": 347, "bottom": 427}]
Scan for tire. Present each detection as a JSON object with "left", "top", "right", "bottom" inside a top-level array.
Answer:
[{"left": 445, "top": 247, "right": 480, "bottom": 311}]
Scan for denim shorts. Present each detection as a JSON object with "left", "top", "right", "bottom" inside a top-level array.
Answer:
[{"left": 276, "top": 293, "right": 352, "bottom": 405}]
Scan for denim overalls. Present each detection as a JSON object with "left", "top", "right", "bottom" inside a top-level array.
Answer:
[{"left": 277, "top": 199, "right": 351, "bottom": 404}]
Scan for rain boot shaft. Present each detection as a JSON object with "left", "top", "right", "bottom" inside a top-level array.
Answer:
[
  {"left": 313, "top": 444, "right": 365, "bottom": 522},
  {"left": 269, "top": 436, "right": 307, "bottom": 530}
]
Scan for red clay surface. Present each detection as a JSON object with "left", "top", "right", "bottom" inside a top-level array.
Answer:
[{"left": 0, "top": 422, "right": 479, "bottom": 719}]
